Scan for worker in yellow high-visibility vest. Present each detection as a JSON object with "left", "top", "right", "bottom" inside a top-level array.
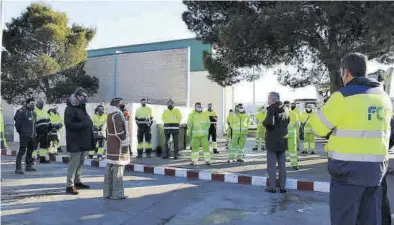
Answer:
[
  {"left": 228, "top": 103, "right": 250, "bottom": 163},
  {"left": 206, "top": 103, "right": 219, "bottom": 154},
  {"left": 135, "top": 98, "right": 153, "bottom": 158},
  {"left": 48, "top": 106, "right": 63, "bottom": 154},
  {"left": 188, "top": 102, "right": 211, "bottom": 165},
  {"left": 0, "top": 105, "right": 8, "bottom": 150},
  {"left": 35, "top": 99, "right": 51, "bottom": 163},
  {"left": 226, "top": 109, "right": 233, "bottom": 149},
  {"left": 301, "top": 105, "right": 315, "bottom": 154},
  {"left": 89, "top": 105, "right": 107, "bottom": 159},
  {"left": 253, "top": 106, "right": 267, "bottom": 151},
  {"left": 309, "top": 53, "right": 392, "bottom": 225},
  {"left": 287, "top": 102, "right": 300, "bottom": 170},
  {"left": 162, "top": 100, "right": 182, "bottom": 159}
]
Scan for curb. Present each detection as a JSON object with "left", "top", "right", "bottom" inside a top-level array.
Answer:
[{"left": 1, "top": 149, "right": 330, "bottom": 193}]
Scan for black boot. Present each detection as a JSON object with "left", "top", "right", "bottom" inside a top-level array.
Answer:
[
  {"left": 15, "top": 161, "right": 24, "bottom": 175},
  {"left": 146, "top": 149, "right": 152, "bottom": 158},
  {"left": 26, "top": 164, "right": 37, "bottom": 172},
  {"left": 137, "top": 149, "right": 143, "bottom": 158},
  {"left": 213, "top": 149, "right": 219, "bottom": 154}
]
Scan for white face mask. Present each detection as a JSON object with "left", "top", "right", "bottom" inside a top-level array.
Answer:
[
  {"left": 196, "top": 107, "right": 202, "bottom": 112},
  {"left": 238, "top": 108, "right": 244, "bottom": 113}
]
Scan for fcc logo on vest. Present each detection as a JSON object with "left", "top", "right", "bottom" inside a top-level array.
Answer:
[{"left": 368, "top": 106, "right": 385, "bottom": 121}]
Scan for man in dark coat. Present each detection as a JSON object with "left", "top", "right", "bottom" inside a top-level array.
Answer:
[
  {"left": 64, "top": 87, "right": 94, "bottom": 195},
  {"left": 263, "top": 92, "right": 290, "bottom": 193},
  {"left": 14, "top": 98, "right": 37, "bottom": 174}
]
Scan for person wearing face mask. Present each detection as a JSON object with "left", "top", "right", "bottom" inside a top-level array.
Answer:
[
  {"left": 263, "top": 92, "right": 290, "bottom": 193},
  {"left": 301, "top": 105, "right": 315, "bottom": 154},
  {"left": 135, "top": 98, "right": 153, "bottom": 158},
  {"left": 228, "top": 103, "right": 250, "bottom": 163},
  {"left": 253, "top": 105, "right": 267, "bottom": 151},
  {"left": 162, "top": 100, "right": 182, "bottom": 159},
  {"left": 286, "top": 102, "right": 301, "bottom": 170},
  {"left": 35, "top": 99, "right": 52, "bottom": 163},
  {"left": 206, "top": 103, "right": 219, "bottom": 154},
  {"left": 309, "top": 53, "right": 393, "bottom": 225},
  {"left": 188, "top": 102, "right": 211, "bottom": 165},
  {"left": 89, "top": 105, "right": 107, "bottom": 159},
  {"left": 48, "top": 106, "right": 64, "bottom": 155},
  {"left": 64, "top": 87, "right": 94, "bottom": 195},
  {"left": 14, "top": 98, "right": 37, "bottom": 174},
  {"left": 290, "top": 102, "right": 302, "bottom": 150},
  {"left": 104, "top": 97, "right": 130, "bottom": 200},
  {"left": 226, "top": 109, "right": 234, "bottom": 149}
]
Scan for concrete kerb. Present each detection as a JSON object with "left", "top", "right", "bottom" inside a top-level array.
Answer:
[{"left": 1, "top": 149, "right": 330, "bottom": 193}]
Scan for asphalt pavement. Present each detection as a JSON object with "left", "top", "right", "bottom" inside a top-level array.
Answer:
[{"left": 1, "top": 155, "right": 330, "bottom": 225}]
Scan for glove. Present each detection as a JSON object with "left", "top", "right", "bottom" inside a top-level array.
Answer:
[
  {"left": 57, "top": 123, "right": 63, "bottom": 129},
  {"left": 121, "top": 139, "right": 130, "bottom": 147}
]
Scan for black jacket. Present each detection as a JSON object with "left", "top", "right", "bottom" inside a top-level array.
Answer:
[
  {"left": 263, "top": 101, "right": 290, "bottom": 152},
  {"left": 64, "top": 100, "right": 94, "bottom": 152},
  {"left": 14, "top": 106, "right": 36, "bottom": 137}
]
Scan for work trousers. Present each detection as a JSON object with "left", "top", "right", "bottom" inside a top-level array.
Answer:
[
  {"left": 89, "top": 139, "right": 105, "bottom": 156},
  {"left": 267, "top": 150, "right": 286, "bottom": 190},
  {"left": 288, "top": 125, "right": 298, "bottom": 167},
  {"left": 103, "top": 164, "right": 126, "bottom": 199},
  {"left": 48, "top": 132, "right": 60, "bottom": 154},
  {"left": 254, "top": 126, "right": 266, "bottom": 149},
  {"left": 66, "top": 151, "right": 86, "bottom": 187},
  {"left": 382, "top": 174, "right": 392, "bottom": 225},
  {"left": 191, "top": 136, "right": 211, "bottom": 163},
  {"left": 208, "top": 124, "right": 217, "bottom": 150},
  {"left": 226, "top": 127, "right": 232, "bottom": 147},
  {"left": 36, "top": 131, "right": 49, "bottom": 156},
  {"left": 137, "top": 124, "right": 152, "bottom": 156},
  {"left": 229, "top": 134, "right": 247, "bottom": 160},
  {"left": 16, "top": 135, "right": 36, "bottom": 167},
  {"left": 330, "top": 179, "right": 382, "bottom": 225},
  {"left": 164, "top": 129, "right": 179, "bottom": 157},
  {"left": 303, "top": 129, "right": 315, "bottom": 152},
  {"left": 1, "top": 131, "right": 8, "bottom": 149}
]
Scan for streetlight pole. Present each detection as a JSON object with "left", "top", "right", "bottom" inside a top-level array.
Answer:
[{"left": 113, "top": 50, "right": 123, "bottom": 98}]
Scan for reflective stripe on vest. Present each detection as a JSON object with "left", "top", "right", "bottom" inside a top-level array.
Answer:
[
  {"left": 164, "top": 123, "right": 180, "bottom": 130},
  {"left": 316, "top": 110, "right": 335, "bottom": 130},
  {"left": 332, "top": 129, "right": 390, "bottom": 138},
  {"left": 328, "top": 152, "right": 387, "bottom": 162}
]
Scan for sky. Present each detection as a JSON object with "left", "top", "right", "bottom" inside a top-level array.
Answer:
[{"left": 3, "top": 0, "right": 393, "bottom": 103}]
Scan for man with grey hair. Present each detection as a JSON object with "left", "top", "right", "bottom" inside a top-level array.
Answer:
[{"left": 263, "top": 92, "right": 290, "bottom": 193}]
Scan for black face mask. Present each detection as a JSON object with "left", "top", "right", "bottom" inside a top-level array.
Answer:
[
  {"left": 119, "top": 104, "right": 125, "bottom": 111},
  {"left": 97, "top": 110, "right": 104, "bottom": 115},
  {"left": 168, "top": 105, "right": 174, "bottom": 110},
  {"left": 142, "top": 103, "right": 146, "bottom": 107},
  {"left": 37, "top": 103, "right": 44, "bottom": 109},
  {"left": 27, "top": 104, "right": 35, "bottom": 110},
  {"left": 291, "top": 106, "right": 296, "bottom": 110}
]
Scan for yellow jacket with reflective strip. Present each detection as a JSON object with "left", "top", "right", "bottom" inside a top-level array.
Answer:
[
  {"left": 162, "top": 108, "right": 182, "bottom": 129},
  {"left": 135, "top": 106, "right": 153, "bottom": 124},
  {"left": 229, "top": 112, "right": 250, "bottom": 135},
  {"left": 92, "top": 114, "right": 107, "bottom": 129},
  {"left": 255, "top": 111, "right": 267, "bottom": 128},
  {"left": 35, "top": 108, "right": 50, "bottom": 128},
  {"left": 49, "top": 112, "right": 63, "bottom": 124},
  {"left": 187, "top": 111, "right": 210, "bottom": 138},
  {"left": 309, "top": 78, "right": 392, "bottom": 186}
]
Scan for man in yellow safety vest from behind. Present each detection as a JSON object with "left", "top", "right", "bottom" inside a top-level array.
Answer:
[
  {"left": 206, "top": 103, "right": 219, "bottom": 154},
  {"left": 253, "top": 105, "right": 267, "bottom": 151},
  {"left": 89, "top": 105, "right": 107, "bottom": 159},
  {"left": 290, "top": 102, "right": 302, "bottom": 150},
  {"left": 309, "top": 53, "right": 392, "bottom": 225},
  {"left": 228, "top": 103, "right": 250, "bottom": 163},
  {"left": 162, "top": 99, "right": 182, "bottom": 159},
  {"left": 135, "top": 98, "right": 153, "bottom": 158},
  {"left": 35, "top": 99, "right": 52, "bottom": 163},
  {"left": 188, "top": 102, "right": 211, "bottom": 165}
]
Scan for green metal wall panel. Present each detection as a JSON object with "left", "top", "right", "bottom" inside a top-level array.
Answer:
[{"left": 87, "top": 38, "right": 211, "bottom": 71}]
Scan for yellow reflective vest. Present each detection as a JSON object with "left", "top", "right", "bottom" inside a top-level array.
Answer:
[
  {"left": 301, "top": 112, "right": 313, "bottom": 134},
  {"left": 229, "top": 112, "right": 251, "bottom": 135},
  {"left": 309, "top": 79, "right": 392, "bottom": 186},
  {"left": 187, "top": 111, "right": 210, "bottom": 138},
  {"left": 0, "top": 109, "right": 5, "bottom": 133},
  {"left": 92, "top": 114, "right": 107, "bottom": 129},
  {"left": 206, "top": 110, "right": 218, "bottom": 125},
  {"left": 135, "top": 106, "right": 153, "bottom": 125},
  {"left": 255, "top": 111, "right": 267, "bottom": 128},
  {"left": 35, "top": 108, "right": 50, "bottom": 130},
  {"left": 162, "top": 108, "right": 182, "bottom": 130},
  {"left": 49, "top": 112, "right": 63, "bottom": 125}
]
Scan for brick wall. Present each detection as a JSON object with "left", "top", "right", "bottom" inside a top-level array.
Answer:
[{"left": 85, "top": 48, "right": 189, "bottom": 105}]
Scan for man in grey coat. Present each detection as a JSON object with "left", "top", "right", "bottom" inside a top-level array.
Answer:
[{"left": 263, "top": 92, "right": 290, "bottom": 193}]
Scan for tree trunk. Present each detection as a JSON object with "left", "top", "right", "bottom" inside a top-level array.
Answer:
[{"left": 328, "top": 62, "right": 343, "bottom": 93}]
